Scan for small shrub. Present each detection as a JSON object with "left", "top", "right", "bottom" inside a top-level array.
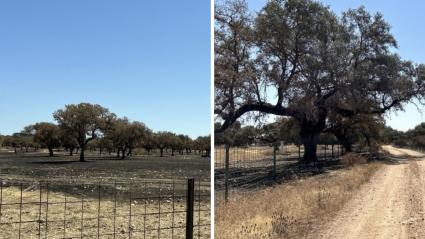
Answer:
[{"left": 340, "top": 153, "right": 367, "bottom": 166}]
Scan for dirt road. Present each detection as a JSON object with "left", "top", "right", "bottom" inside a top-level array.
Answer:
[{"left": 315, "top": 145, "right": 425, "bottom": 239}]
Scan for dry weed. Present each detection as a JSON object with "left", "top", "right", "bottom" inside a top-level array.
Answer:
[
  {"left": 215, "top": 162, "right": 382, "bottom": 238},
  {"left": 340, "top": 153, "right": 368, "bottom": 166}
]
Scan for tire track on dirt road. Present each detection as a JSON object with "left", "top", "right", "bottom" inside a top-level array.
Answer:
[{"left": 313, "top": 146, "right": 425, "bottom": 239}]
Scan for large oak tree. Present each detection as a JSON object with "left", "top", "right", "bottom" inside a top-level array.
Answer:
[
  {"left": 215, "top": 0, "right": 425, "bottom": 162},
  {"left": 53, "top": 103, "right": 115, "bottom": 162}
]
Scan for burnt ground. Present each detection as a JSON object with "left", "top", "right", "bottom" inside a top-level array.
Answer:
[
  {"left": 0, "top": 151, "right": 209, "bottom": 181},
  {"left": 0, "top": 150, "right": 210, "bottom": 199}
]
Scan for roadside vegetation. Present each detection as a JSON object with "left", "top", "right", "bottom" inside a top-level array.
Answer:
[{"left": 215, "top": 159, "right": 382, "bottom": 238}]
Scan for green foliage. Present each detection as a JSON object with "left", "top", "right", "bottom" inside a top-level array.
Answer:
[
  {"left": 27, "top": 122, "right": 60, "bottom": 156},
  {"left": 53, "top": 103, "right": 116, "bottom": 161},
  {"left": 4, "top": 102, "right": 209, "bottom": 160}
]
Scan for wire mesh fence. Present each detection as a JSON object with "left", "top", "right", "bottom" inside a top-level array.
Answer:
[
  {"left": 214, "top": 143, "right": 372, "bottom": 201},
  {"left": 0, "top": 178, "right": 210, "bottom": 238},
  {"left": 214, "top": 144, "right": 346, "bottom": 169}
]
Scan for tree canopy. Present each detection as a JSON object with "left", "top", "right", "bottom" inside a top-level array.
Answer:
[
  {"left": 1, "top": 102, "right": 209, "bottom": 161},
  {"left": 215, "top": 0, "right": 425, "bottom": 162}
]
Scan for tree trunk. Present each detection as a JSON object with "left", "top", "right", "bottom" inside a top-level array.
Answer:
[
  {"left": 171, "top": 149, "right": 175, "bottom": 156},
  {"left": 121, "top": 148, "right": 126, "bottom": 159},
  {"left": 334, "top": 133, "right": 352, "bottom": 153},
  {"left": 79, "top": 145, "right": 85, "bottom": 162},
  {"left": 300, "top": 131, "right": 320, "bottom": 163},
  {"left": 160, "top": 148, "right": 164, "bottom": 157},
  {"left": 48, "top": 147, "right": 54, "bottom": 157}
]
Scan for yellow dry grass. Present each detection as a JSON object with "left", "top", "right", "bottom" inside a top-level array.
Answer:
[
  {"left": 215, "top": 161, "right": 382, "bottom": 239},
  {"left": 0, "top": 186, "right": 210, "bottom": 239}
]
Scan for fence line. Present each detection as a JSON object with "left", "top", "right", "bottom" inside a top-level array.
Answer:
[
  {"left": 0, "top": 178, "right": 210, "bottom": 238},
  {"left": 215, "top": 143, "right": 369, "bottom": 201}
]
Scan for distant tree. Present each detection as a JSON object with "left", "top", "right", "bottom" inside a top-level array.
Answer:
[
  {"left": 125, "top": 121, "right": 150, "bottom": 157},
  {"left": 169, "top": 135, "right": 183, "bottom": 156},
  {"left": 405, "top": 123, "right": 425, "bottom": 149},
  {"left": 106, "top": 117, "right": 150, "bottom": 159},
  {"left": 27, "top": 122, "right": 61, "bottom": 156},
  {"left": 155, "top": 131, "right": 175, "bottom": 157},
  {"left": 326, "top": 114, "right": 385, "bottom": 152},
  {"left": 140, "top": 133, "right": 156, "bottom": 155},
  {"left": 53, "top": 103, "right": 115, "bottom": 162},
  {"left": 58, "top": 129, "right": 79, "bottom": 156},
  {"left": 195, "top": 136, "right": 211, "bottom": 157},
  {"left": 215, "top": 121, "right": 256, "bottom": 146},
  {"left": 177, "top": 134, "right": 194, "bottom": 154},
  {"left": 96, "top": 137, "right": 114, "bottom": 155}
]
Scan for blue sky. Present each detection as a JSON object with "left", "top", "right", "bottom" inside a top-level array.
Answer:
[
  {"left": 0, "top": 1, "right": 210, "bottom": 138},
  {"left": 247, "top": 0, "right": 425, "bottom": 132}
]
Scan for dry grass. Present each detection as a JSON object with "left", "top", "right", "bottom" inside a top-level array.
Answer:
[
  {"left": 0, "top": 185, "right": 210, "bottom": 239},
  {"left": 214, "top": 146, "right": 272, "bottom": 164},
  {"left": 340, "top": 153, "right": 368, "bottom": 166},
  {"left": 215, "top": 160, "right": 382, "bottom": 239}
]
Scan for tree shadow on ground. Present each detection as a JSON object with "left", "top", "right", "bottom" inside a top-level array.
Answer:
[{"left": 215, "top": 152, "right": 403, "bottom": 192}]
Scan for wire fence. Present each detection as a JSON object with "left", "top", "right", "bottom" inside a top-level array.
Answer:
[
  {"left": 214, "top": 143, "right": 369, "bottom": 201},
  {"left": 0, "top": 178, "right": 210, "bottom": 238}
]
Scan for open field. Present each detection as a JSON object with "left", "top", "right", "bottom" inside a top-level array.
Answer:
[
  {"left": 0, "top": 149, "right": 211, "bottom": 238},
  {"left": 0, "top": 149, "right": 210, "bottom": 183}
]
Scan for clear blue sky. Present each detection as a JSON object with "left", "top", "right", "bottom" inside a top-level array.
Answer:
[
  {"left": 248, "top": 0, "right": 425, "bottom": 132},
  {"left": 0, "top": 1, "right": 210, "bottom": 138}
]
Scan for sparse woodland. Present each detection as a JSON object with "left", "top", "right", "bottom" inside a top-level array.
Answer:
[{"left": 0, "top": 102, "right": 211, "bottom": 161}]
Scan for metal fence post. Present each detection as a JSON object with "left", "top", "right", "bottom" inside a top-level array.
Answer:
[
  {"left": 273, "top": 144, "right": 277, "bottom": 181},
  {"left": 224, "top": 145, "right": 230, "bottom": 202},
  {"left": 337, "top": 144, "right": 340, "bottom": 157},
  {"left": 324, "top": 144, "right": 327, "bottom": 160},
  {"left": 186, "top": 178, "right": 195, "bottom": 239},
  {"left": 298, "top": 145, "right": 301, "bottom": 160}
]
